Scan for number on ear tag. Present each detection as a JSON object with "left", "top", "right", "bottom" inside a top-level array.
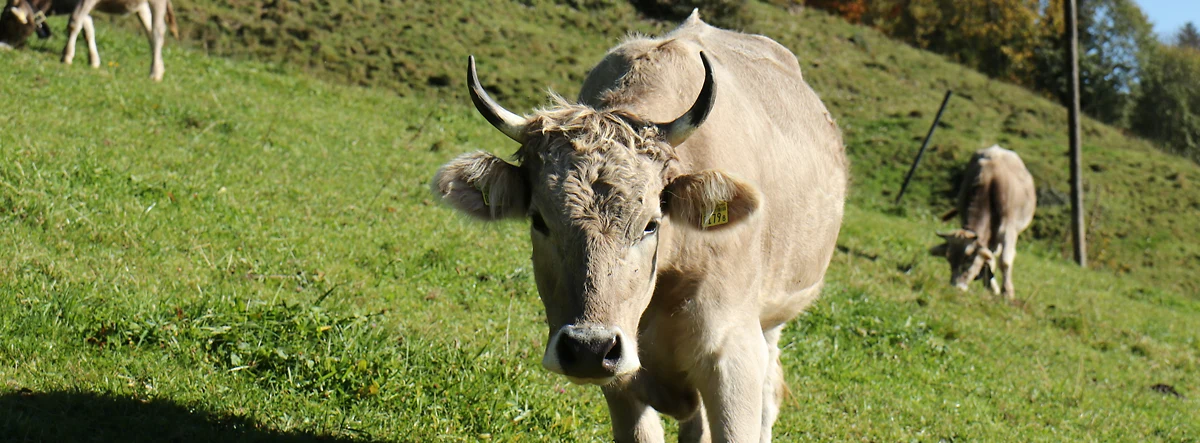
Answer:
[{"left": 702, "top": 201, "right": 729, "bottom": 228}]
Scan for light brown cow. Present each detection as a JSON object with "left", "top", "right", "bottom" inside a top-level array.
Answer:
[
  {"left": 60, "top": 0, "right": 177, "bottom": 81},
  {"left": 432, "top": 12, "right": 846, "bottom": 443},
  {"left": 931, "top": 145, "right": 1036, "bottom": 298}
]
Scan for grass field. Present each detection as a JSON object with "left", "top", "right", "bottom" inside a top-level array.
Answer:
[{"left": 2, "top": 1, "right": 1198, "bottom": 441}]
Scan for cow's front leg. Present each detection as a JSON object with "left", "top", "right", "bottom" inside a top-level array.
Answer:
[
  {"left": 760, "top": 324, "right": 786, "bottom": 443},
  {"left": 984, "top": 244, "right": 1001, "bottom": 295},
  {"left": 603, "top": 385, "right": 664, "bottom": 443},
  {"left": 678, "top": 402, "right": 710, "bottom": 443},
  {"left": 698, "top": 324, "right": 768, "bottom": 443},
  {"left": 62, "top": 0, "right": 101, "bottom": 65}
]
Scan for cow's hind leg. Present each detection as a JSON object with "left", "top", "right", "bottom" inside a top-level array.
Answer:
[
  {"left": 1000, "top": 233, "right": 1018, "bottom": 299},
  {"left": 603, "top": 386, "right": 665, "bottom": 443},
  {"left": 62, "top": 0, "right": 100, "bottom": 65},
  {"left": 760, "top": 324, "right": 786, "bottom": 443}
]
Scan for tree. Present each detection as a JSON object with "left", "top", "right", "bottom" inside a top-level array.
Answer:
[
  {"left": 1177, "top": 22, "right": 1200, "bottom": 51},
  {"left": 1032, "top": 0, "right": 1154, "bottom": 127},
  {"left": 796, "top": 0, "right": 1156, "bottom": 128},
  {"left": 862, "top": 0, "right": 1045, "bottom": 82},
  {"left": 802, "top": 0, "right": 869, "bottom": 24},
  {"left": 1132, "top": 44, "right": 1200, "bottom": 162}
]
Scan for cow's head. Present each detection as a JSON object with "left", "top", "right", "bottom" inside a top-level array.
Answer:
[
  {"left": 433, "top": 53, "right": 760, "bottom": 385},
  {"left": 0, "top": 0, "right": 48, "bottom": 50},
  {"left": 930, "top": 229, "right": 995, "bottom": 290}
]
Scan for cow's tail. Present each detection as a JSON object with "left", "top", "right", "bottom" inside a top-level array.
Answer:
[{"left": 166, "top": 0, "right": 179, "bottom": 39}]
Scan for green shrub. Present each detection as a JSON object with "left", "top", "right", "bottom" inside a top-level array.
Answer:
[{"left": 1132, "top": 45, "right": 1200, "bottom": 163}]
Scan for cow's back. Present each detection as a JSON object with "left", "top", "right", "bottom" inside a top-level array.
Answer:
[
  {"left": 578, "top": 15, "right": 847, "bottom": 325},
  {"left": 959, "top": 146, "right": 1036, "bottom": 235}
]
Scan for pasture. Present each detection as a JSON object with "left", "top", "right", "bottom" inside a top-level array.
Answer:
[{"left": 2, "top": 1, "right": 1198, "bottom": 441}]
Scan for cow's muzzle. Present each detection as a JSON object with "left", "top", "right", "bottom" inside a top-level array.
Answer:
[{"left": 542, "top": 324, "right": 638, "bottom": 384}]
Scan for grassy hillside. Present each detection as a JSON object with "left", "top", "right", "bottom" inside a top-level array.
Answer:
[
  {"left": 2, "top": 1, "right": 1198, "bottom": 441},
  {"left": 130, "top": 0, "right": 1198, "bottom": 295}
]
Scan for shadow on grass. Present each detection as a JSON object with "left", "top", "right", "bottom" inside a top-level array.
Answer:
[{"left": 0, "top": 389, "right": 377, "bottom": 443}]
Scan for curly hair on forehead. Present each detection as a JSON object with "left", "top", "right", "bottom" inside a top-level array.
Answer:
[
  {"left": 504, "top": 94, "right": 682, "bottom": 237},
  {"left": 512, "top": 94, "right": 677, "bottom": 166}
]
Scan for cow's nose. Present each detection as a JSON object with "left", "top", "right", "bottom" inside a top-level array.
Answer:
[{"left": 542, "top": 325, "right": 636, "bottom": 381}]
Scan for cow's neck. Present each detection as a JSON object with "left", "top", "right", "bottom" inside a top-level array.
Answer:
[{"left": 962, "top": 184, "right": 995, "bottom": 247}]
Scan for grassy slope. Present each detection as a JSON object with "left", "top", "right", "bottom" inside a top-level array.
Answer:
[
  {"left": 2, "top": 1, "right": 1197, "bottom": 441},
  {"left": 160, "top": 0, "right": 1200, "bottom": 294}
]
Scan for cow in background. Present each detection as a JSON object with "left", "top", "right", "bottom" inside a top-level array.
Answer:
[
  {"left": 932, "top": 145, "right": 1037, "bottom": 298},
  {"left": 60, "top": 0, "right": 178, "bottom": 81}
]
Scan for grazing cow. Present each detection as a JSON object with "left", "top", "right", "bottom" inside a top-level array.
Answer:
[
  {"left": 432, "top": 12, "right": 846, "bottom": 442},
  {"left": 60, "top": 0, "right": 178, "bottom": 81},
  {"left": 931, "top": 145, "right": 1036, "bottom": 298},
  {"left": 0, "top": 0, "right": 51, "bottom": 50}
]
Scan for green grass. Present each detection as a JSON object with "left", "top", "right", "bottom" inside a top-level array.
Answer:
[
  {"left": 2, "top": 1, "right": 1198, "bottom": 441},
  {"left": 145, "top": 0, "right": 1200, "bottom": 294}
]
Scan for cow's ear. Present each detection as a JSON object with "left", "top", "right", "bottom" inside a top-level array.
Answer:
[
  {"left": 432, "top": 151, "right": 528, "bottom": 220},
  {"left": 929, "top": 242, "right": 948, "bottom": 257},
  {"left": 663, "top": 170, "right": 760, "bottom": 231}
]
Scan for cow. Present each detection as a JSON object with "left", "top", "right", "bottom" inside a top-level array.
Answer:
[
  {"left": 431, "top": 12, "right": 847, "bottom": 442},
  {"left": 60, "top": 0, "right": 178, "bottom": 81},
  {"left": 931, "top": 145, "right": 1036, "bottom": 299},
  {"left": 0, "top": 0, "right": 51, "bottom": 50}
]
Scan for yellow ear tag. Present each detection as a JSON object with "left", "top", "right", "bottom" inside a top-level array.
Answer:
[
  {"left": 702, "top": 201, "right": 729, "bottom": 228},
  {"left": 477, "top": 184, "right": 490, "bottom": 206}
]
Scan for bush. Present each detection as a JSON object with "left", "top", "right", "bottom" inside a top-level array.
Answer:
[{"left": 1132, "top": 45, "right": 1200, "bottom": 162}]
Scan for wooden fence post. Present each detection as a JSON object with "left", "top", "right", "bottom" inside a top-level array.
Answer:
[
  {"left": 895, "top": 90, "right": 953, "bottom": 205},
  {"left": 1066, "top": 0, "right": 1087, "bottom": 267}
]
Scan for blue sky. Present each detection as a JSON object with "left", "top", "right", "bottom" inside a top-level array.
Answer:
[{"left": 1134, "top": 0, "right": 1200, "bottom": 41}]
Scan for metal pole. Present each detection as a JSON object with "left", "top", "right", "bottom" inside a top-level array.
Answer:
[
  {"left": 1066, "top": 0, "right": 1087, "bottom": 267},
  {"left": 895, "top": 90, "right": 953, "bottom": 205}
]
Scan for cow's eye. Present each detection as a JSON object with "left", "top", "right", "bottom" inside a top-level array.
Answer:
[
  {"left": 643, "top": 219, "right": 660, "bottom": 237},
  {"left": 531, "top": 212, "right": 549, "bottom": 235}
]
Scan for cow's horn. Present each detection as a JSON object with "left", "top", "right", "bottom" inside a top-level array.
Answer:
[
  {"left": 657, "top": 51, "right": 716, "bottom": 146},
  {"left": 468, "top": 55, "right": 526, "bottom": 143}
]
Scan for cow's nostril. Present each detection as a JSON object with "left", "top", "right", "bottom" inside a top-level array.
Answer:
[
  {"left": 556, "top": 334, "right": 576, "bottom": 366},
  {"left": 601, "top": 335, "right": 621, "bottom": 369}
]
